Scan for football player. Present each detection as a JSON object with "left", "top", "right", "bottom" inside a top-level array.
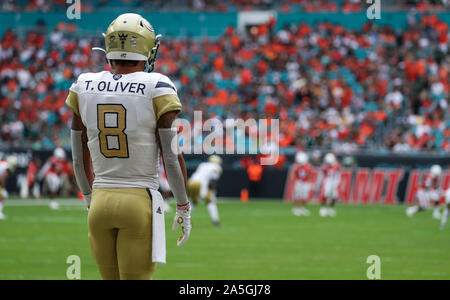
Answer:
[
  {"left": 0, "top": 156, "right": 18, "bottom": 219},
  {"left": 188, "top": 155, "right": 222, "bottom": 226},
  {"left": 442, "top": 188, "right": 450, "bottom": 230},
  {"left": 26, "top": 157, "right": 41, "bottom": 199},
  {"left": 66, "top": 13, "right": 191, "bottom": 280},
  {"left": 320, "top": 153, "right": 341, "bottom": 217},
  {"left": 407, "top": 164, "right": 443, "bottom": 219},
  {"left": 291, "top": 152, "right": 312, "bottom": 216},
  {"left": 38, "top": 147, "right": 69, "bottom": 210}
]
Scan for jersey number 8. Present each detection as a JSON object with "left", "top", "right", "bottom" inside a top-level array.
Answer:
[{"left": 97, "top": 104, "right": 129, "bottom": 158}]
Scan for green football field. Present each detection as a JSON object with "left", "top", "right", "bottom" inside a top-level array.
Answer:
[{"left": 0, "top": 198, "right": 449, "bottom": 280}]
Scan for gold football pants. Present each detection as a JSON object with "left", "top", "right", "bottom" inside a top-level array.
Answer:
[
  {"left": 188, "top": 180, "right": 213, "bottom": 204},
  {"left": 188, "top": 180, "right": 201, "bottom": 205},
  {"left": 88, "top": 188, "right": 156, "bottom": 280}
]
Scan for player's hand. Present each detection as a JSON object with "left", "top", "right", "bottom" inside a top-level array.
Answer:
[
  {"left": 83, "top": 193, "right": 92, "bottom": 211},
  {"left": 172, "top": 202, "right": 191, "bottom": 246},
  {"left": 1, "top": 188, "right": 8, "bottom": 199}
]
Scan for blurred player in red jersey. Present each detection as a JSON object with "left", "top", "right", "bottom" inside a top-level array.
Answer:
[
  {"left": 38, "top": 147, "right": 72, "bottom": 210},
  {"left": 320, "top": 153, "right": 341, "bottom": 217},
  {"left": 26, "top": 157, "right": 41, "bottom": 199},
  {"left": 407, "top": 165, "right": 443, "bottom": 220},
  {"left": 292, "top": 152, "right": 313, "bottom": 216},
  {"left": 0, "top": 156, "right": 18, "bottom": 220}
]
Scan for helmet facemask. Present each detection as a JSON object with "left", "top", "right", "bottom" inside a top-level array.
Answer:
[{"left": 146, "top": 34, "right": 161, "bottom": 73}]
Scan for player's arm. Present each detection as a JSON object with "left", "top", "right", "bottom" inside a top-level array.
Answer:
[
  {"left": 65, "top": 76, "right": 93, "bottom": 207},
  {"left": 209, "top": 179, "right": 218, "bottom": 191},
  {"left": 157, "top": 111, "right": 188, "bottom": 202},
  {"left": 0, "top": 170, "right": 8, "bottom": 188},
  {"left": 0, "top": 170, "right": 7, "bottom": 200},
  {"left": 71, "top": 113, "right": 94, "bottom": 208},
  {"left": 177, "top": 153, "right": 188, "bottom": 193},
  {"left": 156, "top": 111, "right": 191, "bottom": 246},
  {"left": 37, "top": 160, "right": 50, "bottom": 181}
]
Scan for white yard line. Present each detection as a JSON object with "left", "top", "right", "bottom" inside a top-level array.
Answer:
[{"left": 4, "top": 198, "right": 84, "bottom": 207}]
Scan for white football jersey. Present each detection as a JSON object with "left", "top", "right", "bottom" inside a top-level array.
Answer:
[
  {"left": 0, "top": 161, "right": 9, "bottom": 177},
  {"left": 191, "top": 162, "right": 222, "bottom": 186},
  {"left": 66, "top": 70, "right": 181, "bottom": 190}
]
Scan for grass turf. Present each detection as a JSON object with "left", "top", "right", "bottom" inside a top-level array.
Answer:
[{"left": 0, "top": 198, "right": 449, "bottom": 280}]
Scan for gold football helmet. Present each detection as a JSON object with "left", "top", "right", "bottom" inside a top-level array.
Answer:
[
  {"left": 94, "top": 13, "right": 161, "bottom": 72},
  {"left": 208, "top": 155, "right": 222, "bottom": 165}
]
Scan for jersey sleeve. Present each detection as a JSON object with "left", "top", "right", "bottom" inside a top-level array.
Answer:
[
  {"left": 65, "top": 76, "right": 81, "bottom": 116},
  {"left": 152, "top": 74, "right": 182, "bottom": 120},
  {"left": 211, "top": 165, "right": 222, "bottom": 180}
]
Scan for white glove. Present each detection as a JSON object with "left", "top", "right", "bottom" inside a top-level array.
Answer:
[
  {"left": 1, "top": 188, "right": 8, "bottom": 199},
  {"left": 172, "top": 202, "right": 192, "bottom": 246},
  {"left": 83, "top": 193, "right": 92, "bottom": 210}
]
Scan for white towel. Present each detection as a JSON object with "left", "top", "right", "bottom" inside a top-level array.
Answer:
[{"left": 148, "top": 189, "right": 166, "bottom": 264}]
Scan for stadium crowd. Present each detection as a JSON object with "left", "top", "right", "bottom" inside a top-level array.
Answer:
[
  {"left": 1, "top": 0, "right": 450, "bottom": 13},
  {"left": 0, "top": 9, "right": 450, "bottom": 153}
]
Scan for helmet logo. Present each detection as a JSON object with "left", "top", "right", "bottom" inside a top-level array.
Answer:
[
  {"left": 120, "top": 53, "right": 127, "bottom": 58},
  {"left": 108, "top": 35, "right": 118, "bottom": 48},
  {"left": 118, "top": 33, "right": 128, "bottom": 49},
  {"left": 130, "top": 36, "right": 137, "bottom": 47}
]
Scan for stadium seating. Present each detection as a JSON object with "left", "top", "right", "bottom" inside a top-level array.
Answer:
[{"left": 0, "top": 2, "right": 449, "bottom": 154}]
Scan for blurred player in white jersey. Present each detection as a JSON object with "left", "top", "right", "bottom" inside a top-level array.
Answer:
[
  {"left": 291, "top": 152, "right": 313, "bottom": 216},
  {"left": 38, "top": 147, "right": 70, "bottom": 210},
  {"left": 406, "top": 165, "right": 443, "bottom": 219},
  {"left": 320, "top": 153, "right": 341, "bottom": 217},
  {"left": 66, "top": 13, "right": 191, "bottom": 280},
  {"left": 188, "top": 155, "right": 223, "bottom": 226},
  {"left": 0, "top": 156, "right": 18, "bottom": 219}
]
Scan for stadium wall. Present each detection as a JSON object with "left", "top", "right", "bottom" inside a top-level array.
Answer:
[
  {"left": 5, "top": 11, "right": 450, "bottom": 38},
  {"left": 0, "top": 11, "right": 238, "bottom": 37},
  {"left": 2, "top": 150, "right": 449, "bottom": 204}
]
